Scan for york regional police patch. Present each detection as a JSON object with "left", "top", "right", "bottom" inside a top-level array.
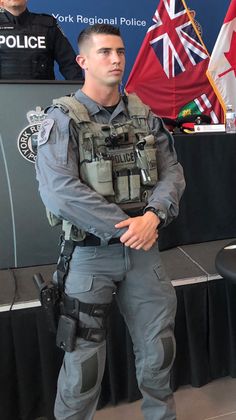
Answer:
[{"left": 17, "top": 107, "right": 46, "bottom": 163}]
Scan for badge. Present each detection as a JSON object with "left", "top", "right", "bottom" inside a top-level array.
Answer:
[
  {"left": 37, "top": 118, "right": 54, "bottom": 146},
  {"left": 17, "top": 107, "right": 46, "bottom": 163}
]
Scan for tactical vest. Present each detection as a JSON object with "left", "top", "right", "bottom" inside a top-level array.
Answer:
[
  {"left": 46, "top": 94, "right": 159, "bottom": 239},
  {"left": 0, "top": 12, "right": 55, "bottom": 79}
]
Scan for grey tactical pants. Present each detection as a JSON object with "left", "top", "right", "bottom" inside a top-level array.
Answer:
[{"left": 54, "top": 242, "right": 177, "bottom": 420}]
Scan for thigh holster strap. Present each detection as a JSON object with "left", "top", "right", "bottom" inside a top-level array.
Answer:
[
  {"left": 62, "top": 293, "right": 111, "bottom": 319},
  {"left": 79, "top": 327, "right": 106, "bottom": 343}
]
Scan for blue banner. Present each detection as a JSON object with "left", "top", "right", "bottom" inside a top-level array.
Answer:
[{"left": 29, "top": 0, "right": 231, "bottom": 81}]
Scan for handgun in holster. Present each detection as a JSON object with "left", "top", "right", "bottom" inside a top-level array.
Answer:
[
  {"left": 33, "top": 272, "right": 77, "bottom": 352},
  {"left": 33, "top": 273, "right": 60, "bottom": 334},
  {"left": 33, "top": 261, "right": 110, "bottom": 352}
]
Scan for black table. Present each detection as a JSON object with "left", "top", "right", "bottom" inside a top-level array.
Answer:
[{"left": 159, "top": 132, "right": 236, "bottom": 250}]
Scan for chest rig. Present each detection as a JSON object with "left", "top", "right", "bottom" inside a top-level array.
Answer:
[
  {"left": 0, "top": 12, "right": 55, "bottom": 79},
  {"left": 53, "top": 93, "right": 158, "bottom": 216}
]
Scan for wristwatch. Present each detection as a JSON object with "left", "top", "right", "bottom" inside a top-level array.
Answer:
[{"left": 144, "top": 207, "right": 166, "bottom": 228}]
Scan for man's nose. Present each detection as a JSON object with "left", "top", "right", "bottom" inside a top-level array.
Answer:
[{"left": 111, "top": 51, "right": 121, "bottom": 63}]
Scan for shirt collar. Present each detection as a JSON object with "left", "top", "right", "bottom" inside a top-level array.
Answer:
[
  {"left": 74, "top": 89, "right": 129, "bottom": 118},
  {"left": 4, "top": 8, "right": 29, "bottom": 25}
]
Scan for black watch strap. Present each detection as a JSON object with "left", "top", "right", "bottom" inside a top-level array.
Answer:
[{"left": 144, "top": 207, "right": 166, "bottom": 227}]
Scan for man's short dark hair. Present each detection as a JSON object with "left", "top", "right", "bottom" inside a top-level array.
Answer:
[{"left": 78, "top": 24, "right": 121, "bottom": 51}]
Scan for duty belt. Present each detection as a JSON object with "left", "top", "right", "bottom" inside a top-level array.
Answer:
[{"left": 75, "top": 233, "right": 121, "bottom": 247}]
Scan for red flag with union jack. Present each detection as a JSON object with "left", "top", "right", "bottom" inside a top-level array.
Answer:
[{"left": 126, "top": 0, "right": 223, "bottom": 123}]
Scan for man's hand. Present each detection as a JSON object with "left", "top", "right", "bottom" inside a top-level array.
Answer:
[{"left": 115, "top": 212, "right": 160, "bottom": 251}]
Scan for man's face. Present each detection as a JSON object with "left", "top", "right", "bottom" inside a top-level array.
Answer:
[
  {"left": 78, "top": 33, "right": 125, "bottom": 87},
  {"left": 0, "top": 0, "right": 27, "bottom": 13}
]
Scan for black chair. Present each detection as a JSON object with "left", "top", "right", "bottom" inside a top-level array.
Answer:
[{"left": 215, "top": 240, "right": 236, "bottom": 282}]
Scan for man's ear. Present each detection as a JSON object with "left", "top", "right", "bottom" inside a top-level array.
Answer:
[{"left": 76, "top": 55, "right": 87, "bottom": 70}]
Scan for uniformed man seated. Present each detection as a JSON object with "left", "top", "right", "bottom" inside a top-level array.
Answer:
[{"left": 0, "top": 0, "right": 83, "bottom": 80}]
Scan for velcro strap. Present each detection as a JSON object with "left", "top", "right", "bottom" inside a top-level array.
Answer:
[
  {"left": 79, "top": 327, "right": 106, "bottom": 343},
  {"left": 80, "top": 301, "right": 111, "bottom": 317},
  {"left": 62, "top": 294, "right": 111, "bottom": 319}
]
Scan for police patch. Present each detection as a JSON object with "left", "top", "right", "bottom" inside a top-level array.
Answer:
[
  {"left": 17, "top": 123, "right": 41, "bottom": 163},
  {"left": 17, "top": 107, "right": 46, "bottom": 163},
  {"left": 37, "top": 118, "right": 54, "bottom": 146}
]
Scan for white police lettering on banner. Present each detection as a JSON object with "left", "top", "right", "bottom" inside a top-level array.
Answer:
[{"left": 119, "top": 17, "right": 146, "bottom": 26}]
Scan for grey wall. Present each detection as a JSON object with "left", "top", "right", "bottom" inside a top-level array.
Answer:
[{"left": 0, "top": 81, "right": 82, "bottom": 269}]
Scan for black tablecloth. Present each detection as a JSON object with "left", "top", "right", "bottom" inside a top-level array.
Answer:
[
  {"left": 1, "top": 278, "right": 236, "bottom": 420},
  {"left": 159, "top": 132, "right": 236, "bottom": 250}
]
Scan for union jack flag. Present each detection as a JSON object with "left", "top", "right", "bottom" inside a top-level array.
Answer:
[
  {"left": 150, "top": 0, "right": 208, "bottom": 78},
  {"left": 126, "top": 0, "right": 223, "bottom": 122}
]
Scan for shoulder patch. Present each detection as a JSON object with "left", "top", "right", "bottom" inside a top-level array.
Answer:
[{"left": 37, "top": 118, "right": 54, "bottom": 146}]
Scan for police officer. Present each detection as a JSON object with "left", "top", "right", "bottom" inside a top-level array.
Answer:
[
  {"left": 35, "top": 24, "right": 185, "bottom": 420},
  {"left": 0, "top": 0, "right": 82, "bottom": 80}
]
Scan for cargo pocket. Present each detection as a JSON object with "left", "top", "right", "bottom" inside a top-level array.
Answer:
[
  {"left": 153, "top": 263, "right": 177, "bottom": 315},
  {"left": 65, "top": 273, "right": 94, "bottom": 295},
  {"left": 153, "top": 262, "right": 170, "bottom": 283}
]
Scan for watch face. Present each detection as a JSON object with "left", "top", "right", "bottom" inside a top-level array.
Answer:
[
  {"left": 157, "top": 210, "right": 166, "bottom": 220},
  {"left": 144, "top": 207, "right": 166, "bottom": 224}
]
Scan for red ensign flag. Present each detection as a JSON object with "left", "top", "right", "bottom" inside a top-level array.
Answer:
[{"left": 126, "top": 0, "right": 223, "bottom": 122}]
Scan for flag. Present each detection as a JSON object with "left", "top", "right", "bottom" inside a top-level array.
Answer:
[
  {"left": 126, "top": 0, "right": 223, "bottom": 123},
  {"left": 207, "top": 0, "right": 236, "bottom": 115}
]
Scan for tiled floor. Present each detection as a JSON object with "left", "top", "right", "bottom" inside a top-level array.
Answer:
[{"left": 94, "top": 376, "right": 236, "bottom": 420}]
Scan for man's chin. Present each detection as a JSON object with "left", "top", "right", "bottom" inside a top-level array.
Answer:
[{"left": 105, "top": 77, "right": 122, "bottom": 87}]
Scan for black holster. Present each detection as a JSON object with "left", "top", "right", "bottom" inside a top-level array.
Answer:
[
  {"left": 33, "top": 239, "right": 112, "bottom": 351},
  {"left": 33, "top": 273, "right": 60, "bottom": 334}
]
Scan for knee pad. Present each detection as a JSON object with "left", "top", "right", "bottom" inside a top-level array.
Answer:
[
  {"left": 80, "top": 352, "right": 99, "bottom": 393},
  {"left": 140, "top": 329, "right": 176, "bottom": 386},
  {"left": 55, "top": 342, "right": 106, "bottom": 417},
  {"left": 159, "top": 329, "right": 176, "bottom": 371}
]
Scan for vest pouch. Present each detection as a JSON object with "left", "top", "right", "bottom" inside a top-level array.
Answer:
[
  {"left": 129, "top": 168, "right": 141, "bottom": 201},
  {"left": 46, "top": 209, "right": 62, "bottom": 227},
  {"left": 146, "top": 148, "right": 158, "bottom": 185},
  {"left": 135, "top": 134, "right": 157, "bottom": 187},
  {"left": 114, "top": 169, "right": 130, "bottom": 203},
  {"left": 82, "top": 159, "right": 115, "bottom": 196},
  {"left": 62, "top": 220, "right": 86, "bottom": 241}
]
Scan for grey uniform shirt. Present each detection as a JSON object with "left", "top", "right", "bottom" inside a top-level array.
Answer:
[{"left": 35, "top": 89, "right": 185, "bottom": 242}]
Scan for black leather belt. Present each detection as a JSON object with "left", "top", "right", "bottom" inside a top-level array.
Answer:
[{"left": 75, "top": 233, "right": 121, "bottom": 247}]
